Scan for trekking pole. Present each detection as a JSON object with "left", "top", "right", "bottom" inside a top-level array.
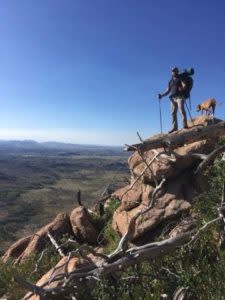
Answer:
[
  {"left": 185, "top": 101, "right": 194, "bottom": 125},
  {"left": 158, "top": 99, "right": 163, "bottom": 134},
  {"left": 189, "top": 96, "right": 192, "bottom": 111}
]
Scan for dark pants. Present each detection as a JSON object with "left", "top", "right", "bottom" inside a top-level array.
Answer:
[{"left": 170, "top": 96, "right": 187, "bottom": 130}]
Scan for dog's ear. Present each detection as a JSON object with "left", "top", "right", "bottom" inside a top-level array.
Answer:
[{"left": 196, "top": 104, "right": 200, "bottom": 112}]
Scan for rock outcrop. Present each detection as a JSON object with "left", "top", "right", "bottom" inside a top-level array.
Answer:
[
  {"left": 128, "top": 140, "right": 215, "bottom": 184},
  {"left": 111, "top": 116, "right": 223, "bottom": 241},
  {"left": 128, "top": 117, "right": 219, "bottom": 184},
  {"left": 25, "top": 256, "right": 91, "bottom": 300},
  {"left": 3, "top": 213, "right": 72, "bottom": 263},
  {"left": 70, "top": 206, "right": 98, "bottom": 245},
  {"left": 3, "top": 116, "right": 224, "bottom": 263},
  {"left": 2, "top": 115, "right": 225, "bottom": 299},
  {"left": 112, "top": 176, "right": 194, "bottom": 241},
  {"left": 3, "top": 207, "right": 99, "bottom": 263}
]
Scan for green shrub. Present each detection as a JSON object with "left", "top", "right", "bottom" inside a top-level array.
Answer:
[
  {"left": 0, "top": 245, "right": 59, "bottom": 299},
  {"left": 2, "top": 154, "right": 225, "bottom": 299},
  {"left": 102, "top": 198, "right": 121, "bottom": 253},
  {"left": 91, "top": 155, "right": 225, "bottom": 299}
]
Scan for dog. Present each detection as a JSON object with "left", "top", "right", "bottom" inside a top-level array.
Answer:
[{"left": 196, "top": 98, "right": 217, "bottom": 116}]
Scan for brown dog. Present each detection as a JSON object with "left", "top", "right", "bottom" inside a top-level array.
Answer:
[{"left": 196, "top": 98, "right": 217, "bottom": 116}]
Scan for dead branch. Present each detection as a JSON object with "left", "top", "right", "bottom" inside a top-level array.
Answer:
[
  {"left": 137, "top": 131, "right": 144, "bottom": 143},
  {"left": 160, "top": 294, "right": 169, "bottom": 299},
  {"left": 161, "top": 267, "right": 179, "bottom": 279},
  {"left": 76, "top": 244, "right": 108, "bottom": 261},
  {"left": 125, "top": 121, "right": 225, "bottom": 152},
  {"left": 120, "top": 150, "right": 161, "bottom": 200},
  {"left": 20, "top": 150, "right": 167, "bottom": 298},
  {"left": 20, "top": 232, "right": 193, "bottom": 299},
  {"left": 152, "top": 149, "right": 176, "bottom": 162},
  {"left": 136, "top": 132, "right": 158, "bottom": 186},
  {"left": 222, "top": 152, "right": 225, "bottom": 161},
  {"left": 137, "top": 146, "right": 158, "bottom": 186},
  {"left": 221, "top": 182, "right": 225, "bottom": 206},
  {"left": 109, "top": 178, "right": 166, "bottom": 259},
  {"left": 30, "top": 249, "right": 48, "bottom": 276},
  {"left": 195, "top": 145, "right": 225, "bottom": 175},
  {"left": 20, "top": 205, "right": 225, "bottom": 299},
  {"left": 218, "top": 183, "right": 225, "bottom": 248},
  {"left": 92, "top": 182, "right": 116, "bottom": 212},
  {"left": 47, "top": 231, "right": 66, "bottom": 257},
  {"left": 15, "top": 275, "right": 47, "bottom": 299},
  {"left": 137, "top": 147, "right": 158, "bottom": 186},
  {"left": 184, "top": 217, "right": 221, "bottom": 247},
  {"left": 17, "top": 134, "right": 225, "bottom": 299},
  {"left": 148, "top": 177, "right": 166, "bottom": 207},
  {"left": 173, "top": 286, "right": 190, "bottom": 300},
  {"left": 77, "top": 189, "right": 82, "bottom": 206},
  {"left": 186, "top": 153, "right": 207, "bottom": 160},
  {"left": 120, "top": 147, "right": 173, "bottom": 201}
]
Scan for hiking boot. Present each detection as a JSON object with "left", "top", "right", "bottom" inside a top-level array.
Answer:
[
  {"left": 183, "top": 125, "right": 188, "bottom": 129},
  {"left": 168, "top": 128, "right": 177, "bottom": 134}
]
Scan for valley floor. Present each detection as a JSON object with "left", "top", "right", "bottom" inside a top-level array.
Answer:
[{"left": 0, "top": 151, "right": 129, "bottom": 252}]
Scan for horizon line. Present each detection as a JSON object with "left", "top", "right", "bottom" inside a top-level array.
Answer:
[
  {"left": 0, "top": 138, "right": 124, "bottom": 148},
  {"left": 0, "top": 128, "right": 148, "bottom": 147}
]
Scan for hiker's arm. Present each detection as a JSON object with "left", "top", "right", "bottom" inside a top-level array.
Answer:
[{"left": 158, "top": 86, "right": 170, "bottom": 99}]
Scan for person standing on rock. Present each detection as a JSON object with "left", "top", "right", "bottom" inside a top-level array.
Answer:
[{"left": 158, "top": 67, "right": 189, "bottom": 133}]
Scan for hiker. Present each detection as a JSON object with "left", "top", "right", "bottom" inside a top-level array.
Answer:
[{"left": 158, "top": 67, "right": 193, "bottom": 133}]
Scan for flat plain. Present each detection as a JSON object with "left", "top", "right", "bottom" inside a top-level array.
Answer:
[{"left": 0, "top": 141, "right": 129, "bottom": 252}]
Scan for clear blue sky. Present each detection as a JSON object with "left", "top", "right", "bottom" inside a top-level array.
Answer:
[{"left": 0, "top": 0, "right": 224, "bottom": 145}]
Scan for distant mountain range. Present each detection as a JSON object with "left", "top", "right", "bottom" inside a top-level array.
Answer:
[{"left": 0, "top": 140, "right": 127, "bottom": 156}]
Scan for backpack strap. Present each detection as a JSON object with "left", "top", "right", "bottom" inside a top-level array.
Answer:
[{"left": 181, "top": 76, "right": 193, "bottom": 99}]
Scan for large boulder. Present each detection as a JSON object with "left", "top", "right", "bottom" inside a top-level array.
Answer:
[
  {"left": 24, "top": 248, "right": 104, "bottom": 299},
  {"left": 70, "top": 206, "right": 98, "bottom": 245},
  {"left": 168, "top": 215, "right": 197, "bottom": 238},
  {"left": 24, "top": 256, "right": 91, "bottom": 300},
  {"left": 2, "top": 235, "right": 32, "bottom": 262},
  {"left": 113, "top": 183, "right": 143, "bottom": 211},
  {"left": 112, "top": 176, "right": 194, "bottom": 241},
  {"left": 3, "top": 213, "right": 72, "bottom": 263},
  {"left": 128, "top": 116, "right": 220, "bottom": 184}
]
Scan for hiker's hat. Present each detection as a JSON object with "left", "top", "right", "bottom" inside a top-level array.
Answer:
[{"left": 171, "top": 66, "right": 179, "bottom": 73}]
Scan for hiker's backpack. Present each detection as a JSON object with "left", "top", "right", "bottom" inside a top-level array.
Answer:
[{"left": 179, "top": 68, "right": 194, "bottom": 99}]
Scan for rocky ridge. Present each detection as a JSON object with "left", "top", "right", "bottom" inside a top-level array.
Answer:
[{"left": 2, "top": 116, "right": 225, "bottom": 299}]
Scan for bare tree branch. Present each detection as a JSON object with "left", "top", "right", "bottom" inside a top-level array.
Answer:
[
  {"left": 184, "top": 217, "right": 221, "bottom": 247},
  {"left": 195, "top": 145, "right": 225, "bottom": 175},
  {"left": 120, "top": 150, "right": 161, "bottom": 200},
  {"left": 76, "top": 244, "right": 108, "bottom": 261},
  {"left": 173, "top": 286, "right": 190, "bottom": 300},
  {"left": 47, "top": 231, "right": 66, "bottom": 257},
  {"left": 161, "top": 267, "right": 180, "bottom": 279},
  {"left": 22, "top": 232, "right": 193, "bottom": 299},
  {"left": 30, "top": 249, "right": 48, "bottom": 276},
  {"left": 19, "top": 206, "right": 224, "bottom": 299},
  {"left": 109, "top": 178, "right": 166, "bottom": 259},
  {"left": 136, "top": 132, "right": 158, "bottom": 186},
  {"left": 16, "top": 128, "right": 225, "bottom": 300},
  {"left": 137, "top": 131, "right": 144, "bottom": 143},
  {"left": 221, "top": 181, "right": 225, "bottom": 206},
  {"left": 92, "top": 181, "right": 118, "bottom": 212},
  {"left": 125, "top": 121, "right": 225, "bottom": 152},
  {"left": 77, "top": 189, "right": 82, "bottom": 206},
  {"left": 15, "top": 275, "right": 47, "bottom": 299}
]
